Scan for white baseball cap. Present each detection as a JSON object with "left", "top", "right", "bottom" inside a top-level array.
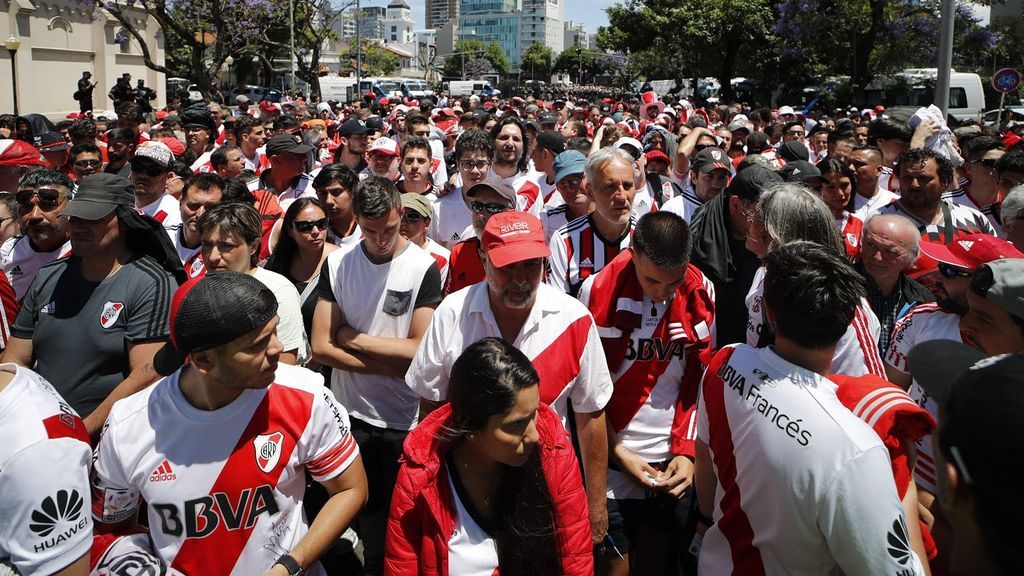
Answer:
[{"left": 368, "top": 137, "right": 400, "bottom": 157}]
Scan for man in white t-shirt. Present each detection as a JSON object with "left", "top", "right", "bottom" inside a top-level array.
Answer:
[
  {"left": 172, "top": 172, "right": 225, "bottom": 264},
  {"left": 0, "top": 364, "right": 91, "bottom": 576},
  {"left": 488, "top": 116, "right": 543, "bottom": 216},
  {"left": 129, "top": 142, "right": 182, "bottom": 242},
  {"left": 407, "top": 210, "right": 613, "bottom": 547},
  {"left": 848, "top": 145, "right": 899, "bottom": 221},
  {"left": 91, "top": 271, "right": 367, "bottom": 576},
  {"left": 2, "top": 170, "right": 72, "bottom": 300},
  {"left": 428, "top": 129, "right": 492, "bottom": 249},
  {"left": 695, "top": 241, "right": 925, "bottom": 576},
  {"left": 311, "top": 176, "right": 441, "bottom": 575}
]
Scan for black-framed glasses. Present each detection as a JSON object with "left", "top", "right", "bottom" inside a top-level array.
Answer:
[
  {"left": 559, "top": 175, "right": 584, "bottom": 188},
  {"left": 471, "top": 201, "right": 510, "bottom": 215},
  {"left": 292, "top": 218, "right": 328, "bottom": 233},
  {"left": 16, "top": 188, "right": 64, "bottom": 210},
  {"left": 460, "top": 160, "right": 491, "bottom": 172},
  {"left": 787, "top": 130, "right": 805, "bottom": 137},
  {"left": 938, "top": 262, "right": 973, "bottom": 279},
  {"left": 74, "top": 159, "right": 102, "bottom": 169},
  {"left": 402, "top": 211, "right": 423, "bottom": 223},
  {"left": 129, "top": 160, "right": 167, "bottom": 177}
]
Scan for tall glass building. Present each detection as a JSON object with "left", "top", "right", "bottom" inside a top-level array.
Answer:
[{"left": 460, "top": 0, "right": 522, "bottom": 67}]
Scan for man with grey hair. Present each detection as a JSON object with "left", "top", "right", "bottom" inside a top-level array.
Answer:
[
  {"left": 1000, "top": 183, "right": 1024, "bottom": 251},
  {"left": 548, "top": 146, "right": 638, "bottom": 297},
  {"left": 856, "top": 214, "right": 935, "bottom": 354}
]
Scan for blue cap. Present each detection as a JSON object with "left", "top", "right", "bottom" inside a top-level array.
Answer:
[{"left": 553, "top": 150, "right": 587, "bottom": 184}]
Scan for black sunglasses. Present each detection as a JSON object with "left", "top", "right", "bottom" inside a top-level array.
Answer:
[
  {"left": 16, "top": 188, "right": 64, "bottom": 210},
  {"left": 938, "top": 262, "right": 973, "bottom": 279},
  {"left": 74, "top": 159, "right": 102, "bottom": 169},
  {"left": 402, "top": 211, "right": 423, "bottom": 223},
  {"left": 292, "top": 218, "right": 328, "bottom": 233},
  {"left": 130, "top": 160, "right": 167, "bottom": 177},
  {"left": 471, "top": 201, "right": 510, "bottom": 215}
]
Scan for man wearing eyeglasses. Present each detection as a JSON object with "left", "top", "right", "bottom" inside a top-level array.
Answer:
[
  {"left": 946, "top": 135, "right": 1005, "bottom": 236},
  {"left": 68, "top": 143, "right": 103, "bottom": 181},
  {"left": 542, "top": 150, "right": 591, "bottom": 242},
  {"left": 443, "top": 176, "right": 516, "bottom": 295},
  {"left": 0, "top": 170, "right": 72, "bottom": 300},
  {"left": 129, "top": 142, "right": 182, "bottom": 242},
  {"left": 428, "top": 129, "right": 493, "bottom": 251}
]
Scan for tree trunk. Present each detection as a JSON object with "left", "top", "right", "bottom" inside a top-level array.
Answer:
[
  {"left": 854, "top": 0, "right": 886, "bottom": 103},
  {"left": 718, "top": 33, "right": 739, "bottom": 103}
]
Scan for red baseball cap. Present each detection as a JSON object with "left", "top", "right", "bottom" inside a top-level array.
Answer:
[
  {"left": 481, "top": 212, "right": 550, "bottom": 268},
  {"left": 919, "top": 234, "right": 1024, "bottom": 271},
  {"left": 0, "top": 139, "right": 48, "bottom": 167}
]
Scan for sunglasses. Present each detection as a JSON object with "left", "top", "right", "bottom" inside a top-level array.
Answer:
[
  {"left": 292, "top": 218, "right": 328, "bottom": 233},
  {"left": 130, "top": 160, "right": 167, "bottom": 177},
  {"left": 74, "top": 159, "right": 102, "bottom": 169},
  {"left": 16, "top": 188, "right": 64, "bottom": 210},
  {"left": 559, "top": 175, "right": 584, "bottom": 188},
  {"left": 938, "top": 262, "right": 973, "bottom": 279},
  {"left": 471, "top": 201, "right": 510, "bottom": 215},
  {"left": 402, "top": 211, "right": 423, "bottom": 223}
]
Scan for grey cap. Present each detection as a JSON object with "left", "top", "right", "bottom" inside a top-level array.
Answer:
[
  {"left": 464, "top": 175, "right": 517, "bottom": 208},
  {"left": 978, "top": 259, "right": 1024, "bottom": 321},
  {"left": 62, "top": 173, "right": 136, "bottom": 220}
]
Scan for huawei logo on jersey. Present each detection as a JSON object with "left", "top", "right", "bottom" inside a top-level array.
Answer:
[
  {"left": 100, "top": 301, "right": 125, "bottom": 328},
  {"left": 253, "top": 431, "right": 284, "bottom": 473}
]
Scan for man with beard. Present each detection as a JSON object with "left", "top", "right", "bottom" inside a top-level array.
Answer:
[
  {"left": 335, "top": 117, "right": 369, "bottom": 173},
  {"left": 129, "top": 142, "right": 182, "bottom": 241},
  {"left": 548, "top": 147, "right": 637, "bottom": 298},
  {"left": 490, "top": 116, "right": 542, "bottom": 216},
  {"left": 232, "top": 115, "right": 270, "bottom": 175},
  {"left": 884, "top": 234, "right": 1021, "bottom": 502},
  {"left": 1, "top": 170, "right": 72, "bottom": 300},
  {"left": 877, "top": 148, "right": 993, "bottom": 244},
  {"left": 103, "top": 128, "right": 137, "bottom": 179},
  {"left": 68, "top": 143, "right": 103, "bottom": 181},
  {"left": 408, "top": 210, "right": 613, "bottom": 549},
  {"left": 362, "top": 137, "right": 401, "bottom": 182}
]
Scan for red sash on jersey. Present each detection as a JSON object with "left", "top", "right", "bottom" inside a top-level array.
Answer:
[
  {"left": 587, "top": 251, "right": 714, "bottom": 454},
  {"left": 830, "top": 373, "right": 938, "bottom": 560},
  {"left": 515, "top": 179, "right": 541, "bottom": 213}
]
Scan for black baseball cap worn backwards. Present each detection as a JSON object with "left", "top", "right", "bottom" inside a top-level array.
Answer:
[{"left": 153, "top": 271, "right": 279, "bottom": 376}]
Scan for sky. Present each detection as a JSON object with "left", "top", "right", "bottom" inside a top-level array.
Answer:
[{"left": 389, "top": 0, "right": 615, "bottom": 33}]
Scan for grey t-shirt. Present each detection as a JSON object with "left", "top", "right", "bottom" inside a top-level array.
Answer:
[{"left": 12, "top": 255, "right": 174, "bottom": 416}]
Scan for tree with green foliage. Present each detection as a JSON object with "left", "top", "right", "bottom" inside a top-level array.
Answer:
[
  {"left": 597, "top": 0, "right": 774, "bottom": 101},
  {"left": 521, "top": 43, "right": 555, "bottom": 81},
  {"left": 341, "top": 42, "right": 400, "bottom": 76},
  {"left": 440, "top": 39, "right": 510, "bottom": 79}
]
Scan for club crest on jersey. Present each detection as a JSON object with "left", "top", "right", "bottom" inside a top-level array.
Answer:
[
  {"left": 253, "top": 431, "right": 284, "bottom": 473},
  {"left": 100, "top": 302, "right": 124, "bottom": 328}
]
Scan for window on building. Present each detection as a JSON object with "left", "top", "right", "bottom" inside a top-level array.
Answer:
[{"left": 392, "top": 25, "right": 397, "bottom": 32}]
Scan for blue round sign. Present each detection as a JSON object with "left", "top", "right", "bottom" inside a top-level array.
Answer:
[{"left": 993, "top": 68, "right": 1021, "bottom": 93}]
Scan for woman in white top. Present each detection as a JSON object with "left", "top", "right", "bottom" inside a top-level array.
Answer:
[{"left": 198, "top": 203, "right": 307, "bottom": 364}]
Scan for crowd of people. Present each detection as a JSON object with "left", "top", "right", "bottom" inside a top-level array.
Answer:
[{"left": 1, "top": 76, "right": 1023, "bottom": 576}]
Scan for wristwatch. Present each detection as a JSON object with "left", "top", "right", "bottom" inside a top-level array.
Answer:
[{"left": 274, "top": 553, "right": 304, "bottom": 576}]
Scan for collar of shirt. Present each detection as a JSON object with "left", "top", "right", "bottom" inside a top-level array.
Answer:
[{"left": 467, "top": 282, "right": 562, "bottom": 341}]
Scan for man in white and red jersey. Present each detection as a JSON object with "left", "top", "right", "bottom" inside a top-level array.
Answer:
[
  {"left": 2, "top": 170, "right": 72, "bottom": 301},
  {"left": 234, "top": 115, "right": 271, "bottom": 176},
  {"left": 663, "top": 147, "right": 733, "bottom": 224},
  {"left": 531, "top": 130, "right": 566, "bottom": 206},
  {"left": 612, "top": 138, "right": 657, "bottom": 216},
  {"left": 428, "top": 129, "right": 492, "bottom": 250},
  {"left": 579, "top": 212, "right": 715, "bottom": 575},
  {"left": 876, "top": 148, "right": 994, "bottom": 244},
  {"left": 182, "top": 104, "right": 219, "bottom": 174},
  {"left": 0, "top": 364, "right": 91, "bottom": 576},
  {"left": 695, "top": 241, "right": 926, "bottom": 576},
  {"left": 488, "top": 116, "right": 543, "bottom": 216},
  {"left": 848, "top": 145, "right": 900, "bottom": 221},
  {"left": 408, "top": 211, "right": 613, "bottom": 546},
  {"left": 400, "top": 193, "right": 449, "bottom": 286},
  {"left": 172, "top": 172, "right": 226, "bottom": 264},
  {"left": 129, "top": 142, "right": 182, "bottom": 242},
  {"left": 256, "top": 135, "right": 315, "bottom": 212},
  {"left": 542, "top": 150, "right": 591, "bottom": 242},
  {"left": 945, "top": 135, "right": 1004, "bottom": 235},
  {"left": 91, "top": 271, "right": 367, "bottom": 576},
  {"left": 885, "top": 234, "right": 1022, "bottom": 500},
  {"left": 549, "top": 147, "right": 638, "bottom": 298}
]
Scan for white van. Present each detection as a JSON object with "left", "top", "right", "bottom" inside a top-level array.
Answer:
[
  {"left": 445, "top": 80, "right": 500, "bottom": 98},
  {"left": 895, "top": 69, "right": 986, "bottom": 120},
  {"left": 319, "top": 76, "right": 358, "bottom": 102}
]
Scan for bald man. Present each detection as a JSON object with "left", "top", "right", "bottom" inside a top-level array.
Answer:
[{"left": 857, "top": 214, "right": 935, "bottom": 353}]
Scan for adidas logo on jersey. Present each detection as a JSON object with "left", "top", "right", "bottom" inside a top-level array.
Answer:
[
  {"left": 150, "top": 459, "right": 176, "bottom": 483},
  {"left": 579, "top": 257, "right": 594, "bottom": 269},
  {"left": 450, "top": 232, "right": 461, "bottom": 242},
  {"left": 9, "top": 265, "right": 21, "bottom": 276}
]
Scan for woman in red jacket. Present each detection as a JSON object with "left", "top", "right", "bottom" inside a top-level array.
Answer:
[{"left": 385, "top": 337, "right": 593, "bottom": 576}]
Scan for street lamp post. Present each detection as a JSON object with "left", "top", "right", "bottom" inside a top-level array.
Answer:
[
  {"left": 5, "top": 36, "right": 19, "bottom": 115},
  {"left": 576, "top": 46, "right": 582, "bottom": 85}
]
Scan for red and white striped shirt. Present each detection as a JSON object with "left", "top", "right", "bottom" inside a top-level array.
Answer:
[
  {"left": 547, "top": 213, "right": 636, "bottom": 298},
  {"left": 91, "top": 363, "right": 359, "bottom": 575},
  {"left": 883, "top": 302, "right": 962, "bottom": 495}
]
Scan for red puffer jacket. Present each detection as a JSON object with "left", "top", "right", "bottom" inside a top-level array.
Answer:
[{"left": 384, "top": 402, "right": 593, "bottom": 576}]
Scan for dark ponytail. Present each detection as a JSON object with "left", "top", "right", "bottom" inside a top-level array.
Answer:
[{"left": 449, "top": 338, "right": 563, "bottom": 576}]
